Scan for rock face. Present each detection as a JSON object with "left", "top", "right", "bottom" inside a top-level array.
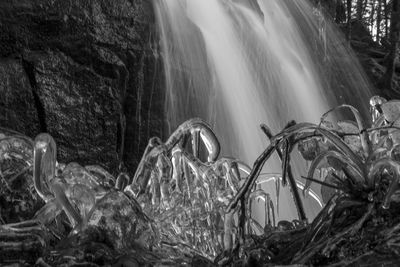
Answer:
[{"left": 0, "top": 0, "right": 165, "bottom": 175}]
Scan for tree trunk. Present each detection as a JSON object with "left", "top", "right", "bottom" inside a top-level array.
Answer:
[
  {"left": 335, "top": 0, "right": 346, "bottom": 23},
  {"left": 347, "top": 0, "right": 352, "bottom": 40},
  {"left": 385, "top": 0, "right": 390, "bottom": 39},
  {"left": 377, "top": 0, "right": 383, "bottom": 43},
  {"left": 356, "top": 0, "right": 363, "bottom": 20},
  {"left": 370, "top": 1, "right": 376, "bottom": 37},
  {"left": 380, "top": 0, "right": 400, "bottom": 92}
]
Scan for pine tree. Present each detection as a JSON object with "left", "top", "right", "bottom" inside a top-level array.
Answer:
[{"left": 380, "top": 0, "right": 400, "bottom": 92}]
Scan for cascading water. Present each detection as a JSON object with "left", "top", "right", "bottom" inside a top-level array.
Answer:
[{"left": 154, "top": 0, "right": 373, "bottom": 222}]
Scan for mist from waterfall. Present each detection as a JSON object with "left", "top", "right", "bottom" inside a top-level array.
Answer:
[{"left": 154, "top": 0, "right": 373, "bottom": 223}]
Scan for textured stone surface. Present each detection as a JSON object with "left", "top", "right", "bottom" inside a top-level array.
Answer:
[
  {"left": 0, "top": 59, "right": 40, "bottom": 136},
  {"left": 0, "top": 0, "right": 164, "bottom": 175}
]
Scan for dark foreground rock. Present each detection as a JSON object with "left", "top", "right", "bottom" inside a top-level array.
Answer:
[{"left": 0, "top": 0, "right": 164, "bottom": 175}]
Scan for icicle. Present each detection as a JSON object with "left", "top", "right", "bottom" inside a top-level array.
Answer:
[
  {"left": 270, "top": 199, "right": 276, "bottom": 228},
  {"left": 51, "top": 181, "right": 82, "bottom": 228},
  {"left": 115, "top": 172, "right": 130, "bottom": 191},
  {"left": 383, "top": 174, "right": 400, "bottom": 209},
  {"left": 275, "top": 176, "right": 280, "bottom": 216},
  {"left": 33, "top": 133, "right": 57, "bottom": 203}
]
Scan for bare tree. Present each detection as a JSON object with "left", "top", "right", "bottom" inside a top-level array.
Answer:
[
  {"left": 385, "top": 0, "right": 390, "bottom": 39},
  {"left": 380, "top": 0, "right": 400, "bottom": 91},
  {"left": 377, "top": 0, "right": 383, "bottom": 42},
  {"left": 347, "top": 0, "right": 353, "bottom": 40},
  {"left": 356, "top": 0, "right": 364, "bottom": 20},
  {"left": 370, "top": 1, "right": 376, "bottom": 37}
]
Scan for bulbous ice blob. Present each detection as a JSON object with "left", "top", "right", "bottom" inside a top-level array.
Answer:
[
  {"left": 382, "top": 174, "right": 400, "bottom": 210},
  {"left": 87, "top": 191, "right": 159, "bottom": 251},
  {"left": 68, "top": 183, "right": 96, "bottom": 224},
  {"left": 213, "top": 157, "right": 247, "bottom": 195},
  {"left": 0, "top": 130, "right": 43, "bottom": 223},
  {"left": 62, "top": 162, "right": 108, "bottom": 200},
  {"left": 33, "top": 133, "right": 57, "bottom": 203},
  {"left": 157, "top": 153, "right": 172, "bottom": 208},
  {"left": 171, "top": 147, "right": 184, "bottom": 193},
  {"left": 391, "top": 144, "right": 400, "bottom": 161},
  {"left": 0, "top": 136, "right": 33, "bottom": 164},
  {"left": 298, "top": 137, "right": 323, "bottom": 161},
  {"left": 115, "top": 172, "right": 130, "bottom": 191},
  {"left": 34, "top": 198, "right": 62, "bottom": 225},
  {"left": 370, "top": 95, "right": 387, "bottom": 123},
  {"left": 51, "top": 180, "right": 82, "bottom": 228},
  {"left": 32, "top": 133, "right": 109, "bottom": 230},
  {"left": 381, "top": 100, "right": 400, "bottom": 124},
  {"left": 84, "top": 165, "right": 115, "bottom": 188},
  {"left": 132, "top": 137, "right": 163, "bottom": 195},
  {"left": 165, "top": 118, "right": 221, "bottom": 162},
  {"left": 337, "top": 120, "right": 362, "bottom": 154}
]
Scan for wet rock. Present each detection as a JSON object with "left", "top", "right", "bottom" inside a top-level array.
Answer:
[
  {"left": 0, "top": 0, "right": 164, "bottom": 175},
  {"left": 24, "top": 50, "right": 121, "bottom": 175},
  {"left": 0, "top": 59, "right": 41, "bottom": 136}
]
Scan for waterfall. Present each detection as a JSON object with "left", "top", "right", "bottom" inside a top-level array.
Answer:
[{"left": 154, "top": 0, "right": 373, "bottom": 222}]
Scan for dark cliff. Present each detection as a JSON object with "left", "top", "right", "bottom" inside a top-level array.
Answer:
[{"left": 0, "top": 0, "right": 165, "bottom": 175}]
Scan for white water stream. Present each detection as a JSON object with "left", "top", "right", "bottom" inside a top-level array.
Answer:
[{"left": 155, "top": 0, "right": 373, "bottom": 222}]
